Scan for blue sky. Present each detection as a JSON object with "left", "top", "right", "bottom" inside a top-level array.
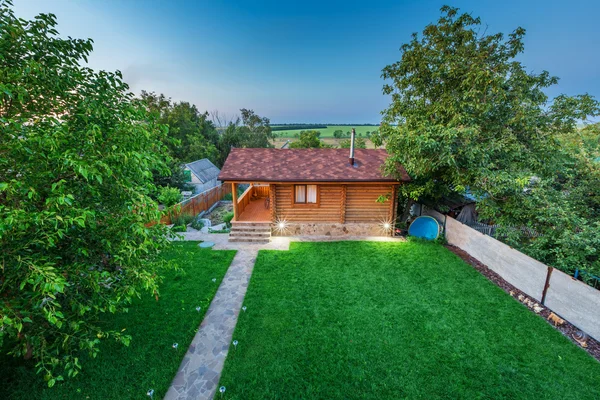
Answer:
[{"left": 14, "top": 0, "right": 600, "bottom": 123}]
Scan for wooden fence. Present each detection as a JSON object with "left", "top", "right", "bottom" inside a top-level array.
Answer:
[{"left": 160, "top": 184, "right": 231, "bottom": 225}]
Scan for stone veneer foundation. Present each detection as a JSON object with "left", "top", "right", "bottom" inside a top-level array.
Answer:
[{"left": 271, "top": 222, "right": 390, "bottom": 237}]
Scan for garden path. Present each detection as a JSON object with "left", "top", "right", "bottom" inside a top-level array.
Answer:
[{"left": 164, "top": 233, "right": 402, "bottom": 400}]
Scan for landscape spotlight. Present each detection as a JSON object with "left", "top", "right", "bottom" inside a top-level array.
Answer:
[{"left": 383, "top": 223, "right": 391, "bottom": 230}]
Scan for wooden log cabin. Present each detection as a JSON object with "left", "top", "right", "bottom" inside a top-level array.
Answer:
[{"left": 217, "top": 143, "right": 410, "bottom": 242}]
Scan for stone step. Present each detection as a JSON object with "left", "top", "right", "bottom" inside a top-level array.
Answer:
[
  {"left": 231, "top": 222, "right": 271, "bottom": 228},
  {"left": 229, "top": 230, "right": 271, "bottom": 238},
  {"left": 229, "top": 226, "right": 271, "bottom": 233},
  {"left": 228, "top": 236, "right": 270, "bottom": 243}
]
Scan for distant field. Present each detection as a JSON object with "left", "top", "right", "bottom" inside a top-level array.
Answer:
[
  {"left": 272, "top": 137, "right": 377, "bottom": 149},
  {"left": 272, "top": 125, "right": 378, "bottom": 138}
]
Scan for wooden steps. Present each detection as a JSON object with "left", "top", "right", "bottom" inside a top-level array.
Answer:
[{"left": 229, "top": 222, "right": 271, "bottom": 243}]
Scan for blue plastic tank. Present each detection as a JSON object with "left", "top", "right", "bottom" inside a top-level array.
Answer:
[{"left": 408, "top": 216, "right": 440, "bottom": 240}]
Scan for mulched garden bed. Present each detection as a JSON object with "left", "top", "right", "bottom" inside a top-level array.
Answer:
[{"left": 447, "top": 245, "right": 600, "bottom": 362}]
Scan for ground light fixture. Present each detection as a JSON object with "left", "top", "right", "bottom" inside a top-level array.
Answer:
[
  {"left": 379, "top": 218, "right": 394, "bottom": 234},
  {"left": 147, "top": 389, "right": 154, "bottom": 398},
  {"left": 172, "top": 343, "right": 178, "bottom": 349},
  {"left": 219, "top": 386, "right": 226, "bottom": 395},
  {"left": 233, "top": 340, "right": 239, "bottom": 349},
  {"left": 275, "top": 217, "right": 289, "bottom": 233},
  {"left": 196, "top": 306, "right": 201, "bottom": 312},
  {"left": 242, "top": 306, "right": 247, "bottom": 312}
]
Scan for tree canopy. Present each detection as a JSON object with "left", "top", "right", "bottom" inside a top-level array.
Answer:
[
  {"left": 379, "top": 6, "right": 600, "bottom": 276},
  {"left": 339, "top": 137, "right": 367, "bottom": 149},
  {"left": 216, "top": 109, "right": 274, "bottom": 164},
  {"left": 288, "top": 130, "right": 326, "bottom": 148},
  {"left": 0, "top": 1, "right": 173, "bottom": 384}
]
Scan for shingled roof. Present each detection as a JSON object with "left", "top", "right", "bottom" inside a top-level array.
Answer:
[
  {"left": 218, "top": 148, "right": 410, "bottom": 182},
  {"left": 185, "top": 159, "right": 220, "bottom": 183}
]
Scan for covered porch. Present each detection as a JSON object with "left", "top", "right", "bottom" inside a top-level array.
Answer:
[{"left": 231, "top": 183, "right": 272, "bottom": 222}]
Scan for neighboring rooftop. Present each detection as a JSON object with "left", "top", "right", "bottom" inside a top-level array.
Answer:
[
  {"left": 185, "top": 159, "right": 221, "bottom": 183},
  {"left": 218, "top": 148, "right": 409, "bottom": 182}
]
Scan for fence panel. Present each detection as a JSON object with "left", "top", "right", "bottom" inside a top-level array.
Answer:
[
  {"left": 159, "top": 184, "right": 231, "bottom": 225},
  {"left": 421, "top": 205, "right": 600, "bottom": 341}
]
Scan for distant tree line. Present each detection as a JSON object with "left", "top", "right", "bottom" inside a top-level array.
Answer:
[{"left": 272, "top": 124, "right": 327, "bottom": 131}]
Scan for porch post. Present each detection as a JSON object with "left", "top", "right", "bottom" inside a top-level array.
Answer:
[{"left": 231, "top": 182, "right": 238, "bottom": 221}]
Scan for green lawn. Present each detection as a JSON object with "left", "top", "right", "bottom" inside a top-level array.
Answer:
[
  {"left": 219, "top": 241, "right": 600, "bottom": 399},
  {"left": 273, "top": 125, "right": 377, "bottom": 138},
  {"left": 0, "top": 242, "right": 235, "bottom": 400}
]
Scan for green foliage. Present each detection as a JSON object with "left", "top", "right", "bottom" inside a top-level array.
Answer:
[
  {"left": 0, "top": 1, "right": 174, "bottom": 384},
  {"left": 222, "top": 211, "right": 234, "bottom": 227},
  {"left": 220, "top": 241, "right": 600, "bottom": 399},
  {"left": 171, "top": 213, "right": 194, "bottom": 232},
  {"left": 190, "top": 217, "right": 204, "bottom": 231},
  {"left": 141, "top": 92, "right": 220, "bottom": 164},
  {"left": 158, "top": 186, "right": 182, "bottom": 207},
  {"left": 216, "top": 109, "right": 274, "bottom": 165},
  {"left": 208, "top": 228, "right": 230, "bottom": 234},
  {"left": 379, "top": 6, "right": 600, "bottom": 276},
  {"left": 0, "top": 243, "right": 235, "bottom": 399},
  {"left": 289, "top": 130, "right": 331, "bottom": 148},
  {"left": 339, "top": 137, "right": 367, "bottom": 149},
  {"left": 333, "top": 129, "right": 344, "bottom": 138},
  {"left": 140, "top": 92, "right": 220, "bottom": 190}
]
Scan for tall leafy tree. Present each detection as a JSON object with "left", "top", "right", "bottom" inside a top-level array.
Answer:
[
  {"left": 217, "top": 109, "right": 274, "bottom": 164},
  {"left": 379, "top": 6, "right": 600, "bottom": 275},
  {"left": 0, "top": 1, "right": 173, "bottom": 384},
  {"left": 140, "top": 92, "right": 220, "bottom": 190}
]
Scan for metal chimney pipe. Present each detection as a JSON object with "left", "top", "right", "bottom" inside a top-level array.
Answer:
[{"left": 349, "top": 128, "right": 355, "bottom": 165}]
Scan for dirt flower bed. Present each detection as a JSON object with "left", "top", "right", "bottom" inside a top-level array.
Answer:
[
  {"left": 447, "top": 245, "right": 600, "bottom": 362},
  {"left": 205, "top": 202, "right": 233, "bottom": 225}
]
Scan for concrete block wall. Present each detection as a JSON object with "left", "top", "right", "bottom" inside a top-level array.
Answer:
[
  {"left": 545, "top": 269, "right": 600, "bottom": 342},
  {"left": 422, "top": 206, "right": 600, "bottom": 341}
]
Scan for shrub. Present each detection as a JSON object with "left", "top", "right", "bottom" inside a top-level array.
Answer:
[
  {"left": 158, "top": 186, "right": 182, "bottom": 207},
  {"left": 0, "top": 2, "right": 173, "bottom": 385},
  {"left": 171, "top": 213, "right": 194, "bottom": 229},
  {"left": 223, "top": 211, "right": 234, "bottom": 227},
  {"left": 190, "top": 217, "right": 204, "bottom": 231}
]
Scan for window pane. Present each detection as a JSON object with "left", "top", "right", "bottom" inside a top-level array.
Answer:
[
  {"left": 307, "top": 185, "right": 317, "bottom": 203},
  {"left": 295, "top": 185, "right": 306, "bottom": 203}
]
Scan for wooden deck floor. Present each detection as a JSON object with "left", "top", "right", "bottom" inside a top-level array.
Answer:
[{"left": 237, "top": 198, "right": 271, "bottom": 222}]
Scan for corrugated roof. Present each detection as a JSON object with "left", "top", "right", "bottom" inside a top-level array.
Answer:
[
  {"left": 218, "top": 148, "right": 409, "bottom": 182},
  {"left": 185, "top": 159, "right": 221, "bottom": 183}
]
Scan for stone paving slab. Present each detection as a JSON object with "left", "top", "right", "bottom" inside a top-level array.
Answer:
[{"left": 164, "top": 248, "right": 259, "bottom": 400}]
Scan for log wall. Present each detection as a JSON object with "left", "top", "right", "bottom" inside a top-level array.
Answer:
[
  {"left": 345, "top": 184, "right": 393, "bottom": 223},
  {"left": 273, "top": 183, "right": 395, "bottom": 224}
]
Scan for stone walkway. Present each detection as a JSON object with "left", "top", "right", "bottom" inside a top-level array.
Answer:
[
  {"left": 165, "top": 233, "right": 403, "bottom": 400},
  {"left": 164, "top": 248, "right": 259, "bottom": 399}
]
